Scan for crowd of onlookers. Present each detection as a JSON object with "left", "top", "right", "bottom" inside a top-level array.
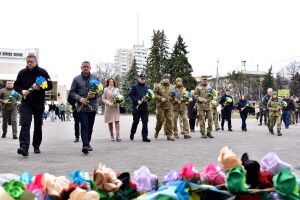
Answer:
[
  {"left": 43, "top": 102, "right": 73, "bottom": 122},
  {"left": 256, "top": 95, "right": 299, "bottom": 127}
]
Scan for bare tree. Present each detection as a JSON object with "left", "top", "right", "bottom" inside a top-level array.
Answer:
[
  {"left": 93, "top": 62, "right": 118, "bottom": 85},
  {"left": 285, "top": 61, "right": 300, "bottom": 78}
]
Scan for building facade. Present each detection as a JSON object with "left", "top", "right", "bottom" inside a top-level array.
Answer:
[
  {"left": 0, "top": 48, "right": 58, "bottom": 102},
  {"left": 114, "top": 44, "right": 148, "bottom": 77},
  {"left": 114, "top": 49, "right": 133, "bottom": 77},
  {"left": 133, "top": 44, "right": 147, "bottom": 74},
  {"left": 208, "top": 70, "right": 265, "bottom": 101}
]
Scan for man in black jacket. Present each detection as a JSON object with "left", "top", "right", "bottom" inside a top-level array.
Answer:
[
  {"left": 129, "top": 73, "right": 151, "bottom": 142},
  {"left": 14, "top": 54, "right": 53, "bottom": 157},
  {"left": 282, "top": 95, "right": 295, "bottom": 129},
  {"left": 69, "top": 61, "right": 100, "bottom": 155},
  {"left": 219, "top": 90, "right": 234, "bottom": 131}
]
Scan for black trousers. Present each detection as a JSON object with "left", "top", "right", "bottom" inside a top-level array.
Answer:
[
  {"left": 78, "top": 112, "right": 96, "bottom": 147},
  {"left": 259, "top": 109, "right": 267, "bottom": 125},
  {"left": 73, "top": 110, "right": 80, "bottom": 139},
  {"left": 240, "top": 112, "right": 248, "bottom": 129},
  {"left": 189, "top": 118, "right": 196, "bottom": 131},
  {"left": 130, "top": 109, "right": 148, "bottom": 139},
  {"left": 221, "top": 110, "right": 232, "bottom": 129},
  {"left": 60, "top": 111, "right": 65, "bottom": 121},
  {"left": 19, "top": 103, "right": 44, "bottom": 151}
]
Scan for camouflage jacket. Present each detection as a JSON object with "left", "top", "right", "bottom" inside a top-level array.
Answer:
[
  {"left": 267, "top": 98, "right": 281, "bottom": 117},
  {"left": 0, "top": 88, "right": 18, "bottom": 111},
  {"left": 154, "top": 82, "right": 174, "bottom": 110},
  {"left": 172, "top": 85, "right": 187, "bottom": 111},
  {"left": 194, "top": 84, "right": 212, "bottom": 111}
]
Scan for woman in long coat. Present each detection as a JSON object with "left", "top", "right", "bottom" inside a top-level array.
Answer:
[{"left": 102, "top": 78, "right": 121, "bottom": 141}]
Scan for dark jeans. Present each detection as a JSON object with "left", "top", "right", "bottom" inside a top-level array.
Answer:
[
  {"left": 78, "top": 112, "right": 96, "bottom": 147},
  {"left": 282, "top": 110, "right": 291, "bottom": 128},
  {"left": 240, "top": 112, "right": 248, "bottom": 130},
  {"left": 221, "top": 110, "right": 232, "bottom": 129},
  {"left": 73, "top": 110, "right": 80, "bottom": 139},
  {"left": 189, "top": 118, "right": 196, "bottom": 131},
  {"left": 130, "top": 109, "right": 148, "bottom": 139},
  {"left": 19, "top": 103, "right": 44, "bottom": 151},
  {"left": 60, "top": 111, "right": 65, "bottom": 121}
]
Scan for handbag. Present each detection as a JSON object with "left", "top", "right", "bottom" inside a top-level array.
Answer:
[{"left": 119, "top": 105, "right": 126, "bottom": 113}]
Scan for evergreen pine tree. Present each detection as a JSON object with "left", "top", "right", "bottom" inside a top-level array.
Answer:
[
  {"left": 289, "top": 72, "right": 300, "bottom": 97},
  {"left": 168, "top": 35, "right": 197, "bottom": 90},
  {"left": 146, "top": 29, "right": 170, "bottom": 112},
  {"left": 121, "top": 58, "right": 138, "bottom": 113},
  {"left": 146, "top": 29, "right": 170, "bottom": 88},
  {"left": 262, "top": 66, "right": 275, "bottom": 93}
]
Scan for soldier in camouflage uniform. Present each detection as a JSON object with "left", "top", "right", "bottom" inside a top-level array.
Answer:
[
  {"left": 171, "top": 78, "right": 191, "bottom": 139},
  {"left": 153, "top": 74, "right": 175, "bottom": 141},
  {"left": 211, "top": 97, "right": 220, "bottom": 131},
  {"left": 267, "top": 92, "right": 282, "bottom": 136},
  {"left": 194, "top": 76, "right": 214, "bottom": 138},
  {"left": 0, "top": 80, "right": 19, "bottom": 139}
]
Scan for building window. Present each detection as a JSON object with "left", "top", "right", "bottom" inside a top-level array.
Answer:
[
  {"left": 2, "top": 52, "right": 12, "bottom": 56},
  {"left": 13, "top": 53, "right": 23, "bottom": 57}
]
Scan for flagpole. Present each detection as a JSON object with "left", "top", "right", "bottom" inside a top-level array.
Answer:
[{"left": 216, "top": 59, "right": 220, "bottom": 95}]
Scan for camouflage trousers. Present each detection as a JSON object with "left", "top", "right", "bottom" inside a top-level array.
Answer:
[
  {"left": 291, "top": 111, "right": 296, "bottom": 124},
  {"left": 172, "top": 108, "right": 190, "bottom": 136},
  {"left": 212, "top": 108, "right": 220, "bottom": 130},
  {"left": 155, "top": 108, "right": 173, "bottom": 136},
  {"left": 2, "top": 109, "right": 18, "bottom": 136},
  {"left": 198, "top": 109, "right": 212, "bottom": 135},
  {"left": 269, "top": 115, "right": 282, "bottom": 132}
]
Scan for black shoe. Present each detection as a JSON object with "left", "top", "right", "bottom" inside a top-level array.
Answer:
[
  {"left": 269, "top": 129, "right": 274, "bottom": 135},
  {"left": 130, "top": 133, "right": 134, "bottom": 140},
  {"left": 228, "top": 129, "right": 233, "bottom": 131},
  {"left": 207, "top": 133, "right": 214, "bottom": 138},
  {"left": 142, "top": 138, "right": 151, "bottom": 142},
  {"left": 190, "top": 130, "right": 195, "bottom": 132},
  {"left": 2, "top": 133, "right": 6, "bottom": 138},
  {"left": 87, "top": 145, "right": 93, "bottom": 151},
  {"left": 216, "top": 128, "right": 220, "bottom": 131},
  {"left": 34, "top": 148, "right": 41, "bottom": 154},
  {"left": 13, "top": 135, "right": 18, "bottom": 139},
  {"left": 17, "top": 148, "right": 28, "bottom": 157},
  {"left": 82, "top": 147, "right": 89, "bottom": 155},
  {"left": 74, "top": 138, "right": 79, "bottom": 143},
  {"left": 277, "top": 131, "right": 282, "bottom": 136},
  {"left": 221, "top": 127, "right": 224, "bottom": 131}
]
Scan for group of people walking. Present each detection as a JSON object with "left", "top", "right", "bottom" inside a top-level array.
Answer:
[{"left": 0, "top": 55, "right": 299, "bottom": 157}]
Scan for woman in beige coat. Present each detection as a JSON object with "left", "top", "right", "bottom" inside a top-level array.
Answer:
[{"left": 102, "top": 78, "right": 121, "bottom": 141}]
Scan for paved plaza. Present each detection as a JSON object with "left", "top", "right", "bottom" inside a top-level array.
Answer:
[{"left": 0, "top": 115, "right": 299, "bottom": 177}]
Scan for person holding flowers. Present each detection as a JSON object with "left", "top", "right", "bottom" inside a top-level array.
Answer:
[
  {"left": 14, "top": 54, "right": 53, "bottom": 157},
  {"left": 129, "top": 73, "right": 152, "bottom": 142},
  {"left": 153, "top": 74, "right": 175, "bottom": 141},
  {"left": 236, "top": 95, "right": 251, "bottom": 132},
  {"left": 171, "top": 78, "right": 191, "bottom": 139},
  {"left": 194, "top": 75, "right": 214, "bottom": 138},
  {"left": 69, "top": 61, "right": 101, "bottom": 155},
  {"left": 0, "top": 80, "right": 20, "bottom": 139},
  {"left": 267, "top": 92, "right": 283, "bottom": 136},
  {"left": 102, "top": 78, "right": 122, "bottom": 142},
  {"left": 219, "top": 90, "right": 234, "bottom": 131}
]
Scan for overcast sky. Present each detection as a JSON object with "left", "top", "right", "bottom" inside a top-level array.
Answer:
[{"left": 1, "top": 0, "right": 300, "bottom": 86}]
